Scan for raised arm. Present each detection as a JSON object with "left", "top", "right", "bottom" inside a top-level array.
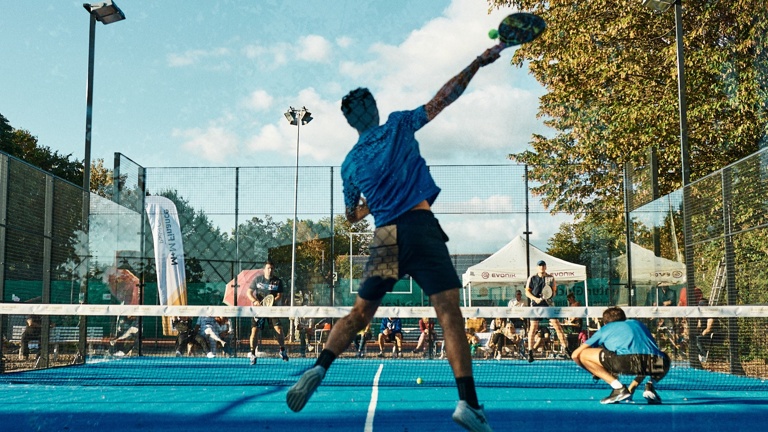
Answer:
[{"left": 424, "top": 45, "right": 502, "bottom": 121}]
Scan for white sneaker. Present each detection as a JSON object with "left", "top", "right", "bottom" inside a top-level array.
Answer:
[
  {"left": 494, "top": 351, "right": 502, "bottom": 360},
  {"left": 175, "top": 350, "right": 182, "bottom": 357},
  {"left": 286, "top": 366, "right": 326, "bottom": 412},
  {"left": 452, "top": 400, "right": 493, "bottom": 432},
  {"left": 114, "top": 351, "right": 125, "bottom": 357},
  {"left": 206, "top": 352, "right": 215, "bottom": 358}
]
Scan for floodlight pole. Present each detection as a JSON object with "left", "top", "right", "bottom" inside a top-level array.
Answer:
[
  {"left": 641, "top": 0, "right": 694, "bottom": 302},
  {"left": 83, "top": 13, "right": 96, "bottom": 217},
  {"left": 671, "top": 1, "right": 696, "bottom": 306},
  {"left": 285, "top": 107, "right": 313, "bottom": 307},
  {"left": 83, "top": 1, "right": 126, "bottom": 224},
  {"left": 81, "top": 1, "right": 125, "bottom": 362}
]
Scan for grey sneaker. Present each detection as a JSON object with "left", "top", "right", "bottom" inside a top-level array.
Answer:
[
  {"left": 452, "top": 400, "right": 493, "bottom": 432},
  {"left": 286, "top": 366, "right": 326, "bottom": 412},
  {"left": 642, "top": 382, "right": 662, "bottom": 405},
  {"left": 600, "top": 386, "right": 631, "bottom": 404}
]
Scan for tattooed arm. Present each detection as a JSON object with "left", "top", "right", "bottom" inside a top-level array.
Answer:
[{"left": 424, "top": 46, "right": 502, "bottom": 121}]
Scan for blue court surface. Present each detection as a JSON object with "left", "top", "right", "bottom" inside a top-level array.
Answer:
[{"left": 1, "top": 358, "right": 767, "bottom": 432}]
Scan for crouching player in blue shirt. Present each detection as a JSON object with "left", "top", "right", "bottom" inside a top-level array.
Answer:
[{"left": 571, "top": 307, "right": 671, "bottom": 404}]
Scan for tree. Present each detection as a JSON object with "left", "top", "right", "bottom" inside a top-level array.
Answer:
[
  {"left": 0, "top": 112, "right": 114, "bottom": 195},
  {"left": 547, "top": 215, "right": 624, "bottom": 280},
  {"left": 90, "top": 158, "right": 114, "bottom": 199},
  {"left": 0, "top": 114, "right": 12, "bottom": 145},
  {"left": 489, "top": 0, "right": 768, "bottom": 217},
  {"left": 3, "top": 128, "right": 83, "bottom": 185}
]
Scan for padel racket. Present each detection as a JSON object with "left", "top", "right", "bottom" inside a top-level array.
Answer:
[
  {"left": 492, "top": 13, "right": 546, "bottom": 52},
  {"left": 541, "top": 286, "right": 553, "bottom": 300},
  {"left": 261, "top": 294, "right": 274, "bottom": 307}
]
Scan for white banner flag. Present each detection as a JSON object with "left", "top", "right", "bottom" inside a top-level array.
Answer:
[{"left": 145, "top": 196, "right": 187, "bottom": 307}]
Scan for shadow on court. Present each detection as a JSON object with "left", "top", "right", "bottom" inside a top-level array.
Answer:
[{"left": 1, "top": 383, "right": 768, "bottom": 431}]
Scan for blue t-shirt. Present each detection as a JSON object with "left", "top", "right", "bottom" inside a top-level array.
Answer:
[
  {"left": 380, "top": 317, "right": 402, "bottom": 333},
  {"left": 584, "top": 319, "right": 664, "bottom": 356},
  {"left": 341, "top": 106, "right": 441, "bottom": 226}
]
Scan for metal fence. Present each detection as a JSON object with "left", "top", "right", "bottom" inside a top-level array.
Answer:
[
  {"left": 3, "top": 148, "right": 768, "bottom": 372},
  {"left": 626, "top": 147, "right": 768, "bottom": 307}
]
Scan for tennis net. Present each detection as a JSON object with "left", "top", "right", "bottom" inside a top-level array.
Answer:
[{"left": 1, "top": 303, "right": 766, "bottom": 390}]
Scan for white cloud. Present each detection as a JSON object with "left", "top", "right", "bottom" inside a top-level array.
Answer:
[
  {"left": 440, "top": 211, "right": 573, "bottom": 254},
  {"left": 246, "top": 124, "right": 284, "bottom": 153},
  {"left": 441, "top": 216, "right": 522, "bottom": 253},
  {"left": 296, "top": 35, "right": 333, "bottom": 63},
  {"left": 336, "top": 36, "right": 353, "bottom": 48},
  {"left": 330, "top": 0, "right": 543, "bottom": 163},
  {"left": 167, "top": 47, "right": 231, "bottom": 67},
  {"left": 173, "top": 126, "right": 239, "bottom": 163},
  {"left": 242, "top": 90, "right": 274, "bottom": 112},
  {"left": 242, "top": 43, "right": 290, "bottom": 67},
  {"left": 180, "top": 0, "right": 545, "bottom": 168},
  {"left": 243, "top": 36, "right": 331, "bottom": 67},
  {"left": 246, "top": 88, "right": 356, "bottom": 163}
]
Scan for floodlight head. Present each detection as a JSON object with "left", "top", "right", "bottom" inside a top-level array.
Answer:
[
  {"left": 300, "top": 107, "right": 313, "bottom": 125},
  {"left": 84, "top": 1, "right": 126, "bottom": 24},
  {"left": 284, "top": 107, "right": 313, "bottom": 126},
  {"left": 640, "top": 0, "right": 675, "bottom": 13},
  {"left": 284, "top": 107, "right": 298, "bottom": 125}
]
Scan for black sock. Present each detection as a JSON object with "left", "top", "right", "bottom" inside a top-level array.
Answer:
[
  {"left": 456, "top": 376, "right": 480, "bottom": 409},
  {"left": 315, "top": 349, "right": 337, "bottom": 370}
]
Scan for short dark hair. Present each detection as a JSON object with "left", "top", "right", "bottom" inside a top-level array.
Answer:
[
  {"left": 341, "top": 87, "right": 373, "bottom": 116},
  {"left": 602, "top": 307, "right": 627, "bottom": 324}
]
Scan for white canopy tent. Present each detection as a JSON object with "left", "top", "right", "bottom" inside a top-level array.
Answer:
[
  {"left": 461, "top": 235, "right": 588, "bottom": 306},
  {"left": 615, "top": 242, "right": 686, "bottom": 285},
  {"left": 614, "top": 243, "right": 686, "bottom": 306}
]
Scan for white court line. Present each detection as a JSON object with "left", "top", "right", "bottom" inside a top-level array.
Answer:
[{"left": 364, "top": 363, "right": 385, "bottom": 432}]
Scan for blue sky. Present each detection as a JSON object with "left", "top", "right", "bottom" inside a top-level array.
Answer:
[{"left": 2, "top": 0, "right": 569, "bottom": 251}]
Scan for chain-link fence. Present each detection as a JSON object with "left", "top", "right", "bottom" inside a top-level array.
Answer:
[{"left": 2, "top": 148, "right": 768, "bottom": 372}]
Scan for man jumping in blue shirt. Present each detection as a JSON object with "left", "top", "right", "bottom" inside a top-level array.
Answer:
[
  {"left": 286, "top": 45, "right": 503, "bottom": 432},
  {"left": 571, "top": 307, "right": 671, "bottom": 404}
]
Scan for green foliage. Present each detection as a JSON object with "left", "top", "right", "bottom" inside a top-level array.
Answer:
[
  {"left": 2, "top": 128, "right": 83, "bottom": 185},
  {"left": 547, "top": 214, "right": 624, "bottom": 279},
  {"left": 488, "top": 0, "right": 768, "bottom": 218},
  {"left": 0, "top": 112, "right": 114, "bottom": 196}
]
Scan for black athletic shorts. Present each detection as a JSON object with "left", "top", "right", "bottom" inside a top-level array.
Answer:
[
  {"left": 599, "top": 349, "right": 671, "bottom": 381},
  {"left": 381, "top": 331, "right": 402, "bottom": 343},
  {"left": 253, "top": 317, "right": 281, "bottom": 329},
  {"left": 357, "top": 210, "right": 461, "bottom": 301}
]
